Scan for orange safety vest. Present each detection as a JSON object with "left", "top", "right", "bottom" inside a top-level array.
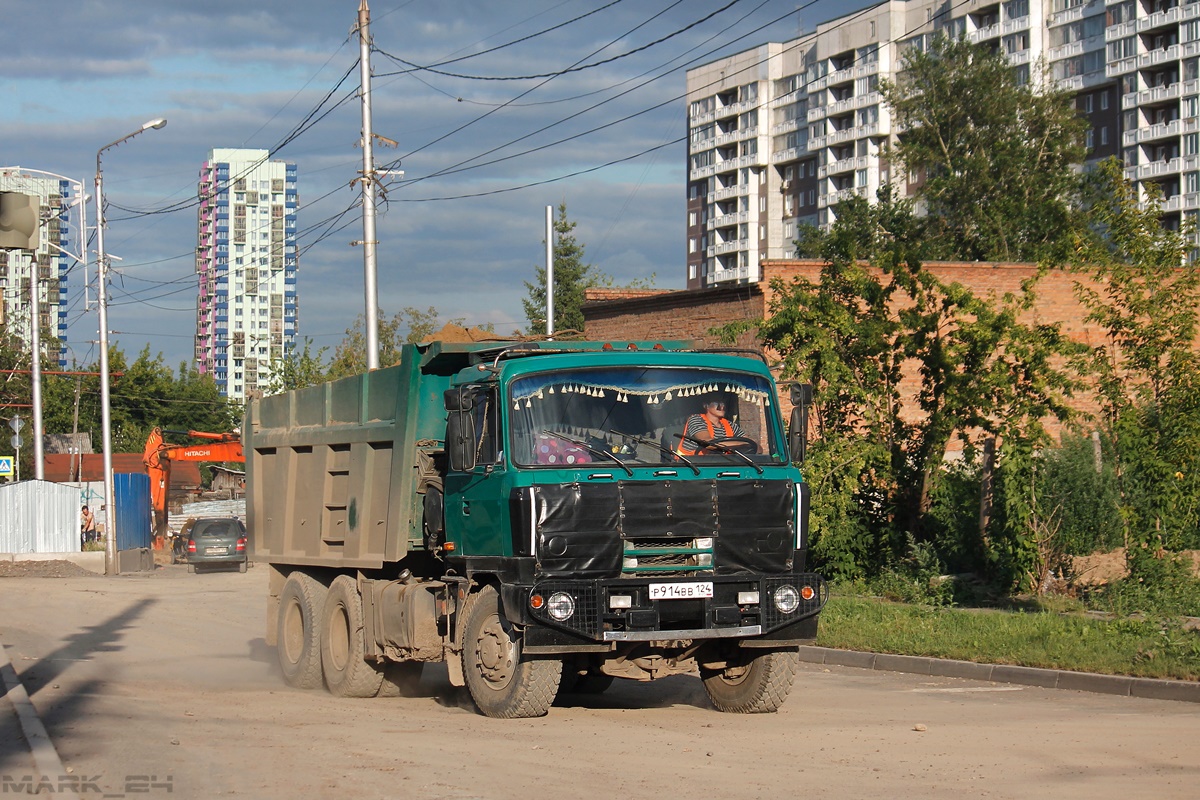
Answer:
[{"left": 676, "top": 415, "right": 734, "bottom": 456}]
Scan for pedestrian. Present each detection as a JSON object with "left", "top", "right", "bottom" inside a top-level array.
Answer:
[{"left": 81, "top": 505, "right": 97, "bottom": 547}]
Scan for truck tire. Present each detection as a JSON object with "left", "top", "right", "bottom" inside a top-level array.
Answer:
[
  {"left": 461, "top": 585, "right": 561, "bottom": 718},
  {"left": 277, "top": 572, "right": 326, "bottom": 690},
  {"left": 700, "top": 648, "right": 799, "bottom": 713},
  {"left": 321, "top": 575, "right": 386, "bottom": 698},
  {"left": 377, "top": 662, "right": 424, "bottom": 698}
]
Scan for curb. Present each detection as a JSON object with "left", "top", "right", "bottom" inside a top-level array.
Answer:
[{"left": 797, "top": 645, "right": 1200, "bottom": 703}]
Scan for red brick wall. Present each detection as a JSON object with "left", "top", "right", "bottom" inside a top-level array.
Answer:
[{"left": 584, "top": 259, "right": 1131, "bottom": 447}]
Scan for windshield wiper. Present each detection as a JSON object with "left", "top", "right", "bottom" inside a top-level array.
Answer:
[
  {"left": 540, "top": 430, "right": 634, "bottom": 477},
  {"left": 610, "top": 430, "right": 700, "bottom": 475},
  {"left": 676, "top": 434, "right": 763, "bottom": 475}
]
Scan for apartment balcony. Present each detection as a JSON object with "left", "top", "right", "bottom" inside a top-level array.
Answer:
[
  {"left": 808, "top": 91, "right": 881, "bottom": 123},
  {"left": 820, "top": 155, "right": 871, "bottom": 179},
  {"left": 690, "top": 134, "right": 717, "bottom": 152},
  {"left": 689, "top": 164, "right": 717, "bottom": 182},
  {"left": 1122, "top": 117, "right": 1187, "bottom": 147},
  {"left": 691, "top": 110, "right": 717, "bottom": 127},
  {"left": 770, "top": 147, "right": 805, "bottom": 164},
  {"left": 968, "top": 23, "right": 1002, "bottom": 43},
  {"left": 1142, "top": 44, "right": 1183, "bottom": 69},
  {"left": 1048, "top": 3, "right": 1088, "bottom": 27},
  {"left": 1106, "top": 55, "right": 1139, "bottom": 77},
  {"left": 1125, "top": 156, "right": 1183, "bottom": 182},
  {"left": 1137, "top": 4, "right": 1195, "bottom": 33},
  {"left": 1056, "top": 70, "right": 1115, "bottom": 91},
  {"left": 1106, "top": 20, "right": 1136, "bottom": 40},
  {"left": 1007, "top": 49, "right": 1033, "bottom": 65},
  {"left": 810, "top": 60, "right": 879, "bottom": 93},
  {"left": 707, "top": 210, "right": 750, "bottom": 231},
  {"left": 770, "top": 118, "right": 801, "bottom": 136},
  {"left": 1002, "top": 15, "right": 1031, "bottom": 35},
  {"left": 707, "top": 238, "right": 749, "bottom": 257},
  {"left": 818, "top": 186, "right": 863, "bottom": 209},
  {"left": 709, "top": 264, "right": 753, "bottom": 284},
  {"left": 809, "top": 120, "right": 886, "bottom": 151},
  {"left": 709, "top": 184, "right": 751, "bottom": 203},
  {"left": 1122, "top": 79, "right": 1196, "bottom": 110}
]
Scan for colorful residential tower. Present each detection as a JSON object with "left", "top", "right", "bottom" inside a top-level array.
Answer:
[{"left": 195, "top": 149, "right": 298, "bottom": 402}]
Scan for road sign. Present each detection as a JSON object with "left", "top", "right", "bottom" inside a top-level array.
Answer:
[
  {"left": 0, "top": 457, "right": 12, "bottom": 477},
  {"left": 10, "top": 434, "right": 22, "bottom": 450},
  {"left": 9, "top": 416, "right": 24, "bottom": 433}
]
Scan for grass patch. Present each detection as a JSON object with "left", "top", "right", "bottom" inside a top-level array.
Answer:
[{"left": 816, "top": 594, "right": 1200, "bottom": 681}]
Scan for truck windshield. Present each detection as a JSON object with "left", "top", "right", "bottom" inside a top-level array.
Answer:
[{"left": 508, "top": 367, "right": 785, "bottom": 467}]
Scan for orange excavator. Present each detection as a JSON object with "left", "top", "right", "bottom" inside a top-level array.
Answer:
[{"left": 143, "top": 427, "right": 244, "bottom": 538}]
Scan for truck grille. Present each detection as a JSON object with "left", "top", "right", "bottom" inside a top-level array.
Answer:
[{"left": 622, "top": 537, "right": 713, "bottom": 577}]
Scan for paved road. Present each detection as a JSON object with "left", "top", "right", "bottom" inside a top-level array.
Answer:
[{"left": 0, "top": 566, "right": 1197, "bottom": 799}]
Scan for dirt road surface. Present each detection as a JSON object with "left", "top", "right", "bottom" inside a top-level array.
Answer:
[{"left": 1, "top": 565, "right": 1197, "bottom": 799}]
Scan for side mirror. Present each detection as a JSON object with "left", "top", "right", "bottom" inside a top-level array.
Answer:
[
  {"left": 444, "top": 387, "right": 475, "bottom": 412},
  {"left": 446, "top": 410, "right": 477, "bottom": 473},
  {"left": 788, "top": 383, "right": 812, "bottom": 463}
]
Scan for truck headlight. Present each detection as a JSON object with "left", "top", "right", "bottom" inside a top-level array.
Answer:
[
  {"left": 547, "top": 592, "right": 575, "bottom": 621},
  {"left": 773, "top": 585, "right": 800, "bottom": 614}
]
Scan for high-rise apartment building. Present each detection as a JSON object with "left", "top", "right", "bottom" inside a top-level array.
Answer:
[
  {"left": 0, "top": 168, "right": 74, "bottom": 366},
  {"left": 195, "top": 149, "right": 299, "bottom": 402},
  {"left": 684, "top": 0, "right": 1199, "bottom": 289}
]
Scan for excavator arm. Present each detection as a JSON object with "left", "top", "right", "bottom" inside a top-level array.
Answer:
[{"left": 143, "top": 427, "right": 244, "bottom": 537}]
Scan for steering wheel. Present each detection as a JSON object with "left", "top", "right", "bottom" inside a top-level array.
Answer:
[{"left": 679, "top": 433, "right": 759, "bottom": 455}]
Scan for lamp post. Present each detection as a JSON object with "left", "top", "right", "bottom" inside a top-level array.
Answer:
[{"left": 95, "top": 118, "right": 166, "bottom": 576}]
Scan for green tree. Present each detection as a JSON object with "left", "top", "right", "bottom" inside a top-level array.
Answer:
[
  {"left": 522, "top": 203, "right": 602, "bottom": 335},
  {"left": 752, "top": 189, "right": 1079, "bottom": 583},
  {"left": 880, "top": 35, "right": 1088, "bottom": 262},
  {"left": 1072, "top": 159, "right": 1200, "bottom": 572},
  {"left": 263, "top": 338, "right": 329, "bottom": 395},
  {"left": 326, "top": 306, "right": 459, "bottom": 380}
]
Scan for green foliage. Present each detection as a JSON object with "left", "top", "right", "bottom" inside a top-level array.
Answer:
[
  {"left": 1036, "top": 433, "right": 1123, "bottom": 555},
  {"left": 327, "top": 306, "right": 461, "bottom": 380},
  {"left": 39, "top": 345, "right": 235, "bottom": 455},
  {"left": 1087, "top": 558, "right": 1200, "bottom": 619},
  {"left": 522, "top": 203, "right": 611, "bottom": 334},
  {"left": 880, "top": 35, "right": 1088, "bottom": 262},
  {"left": 263, "top": 338, "right": 329, "bottom": 395},
  {"left": 1073, "top": 159, "right": 1200, "bottom": 576},
  {"left": 764, "top": 188, "right": 1078, "bottom": 585}
]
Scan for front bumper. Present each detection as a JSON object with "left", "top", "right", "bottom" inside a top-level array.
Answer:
[{"left": 506, "top": 573, "right": 826, "bottom": 644}]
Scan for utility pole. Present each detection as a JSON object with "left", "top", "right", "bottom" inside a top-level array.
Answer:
[
  {"left": 357, "top": 0, "right": 380, "bottom": 371},
  {"left": 545, "top": 206, "right": 554, "bottom": 337},
  {"left": 29, "top": 251, "right": 44, "bottom": 479}
]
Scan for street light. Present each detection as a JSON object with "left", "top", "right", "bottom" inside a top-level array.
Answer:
[{"left": 95, "top": 118, "right": 167, "bottom": 576}]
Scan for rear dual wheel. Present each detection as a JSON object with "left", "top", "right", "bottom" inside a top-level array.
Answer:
[
  {"left": 277, "top": 572, "right": 326, "bottom": 689},
  {"left": 320, "top": 575, "right": 385, "bottom": 698}
]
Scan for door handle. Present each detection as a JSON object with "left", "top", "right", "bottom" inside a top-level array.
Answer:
[{"left": 462, "top": 500, "right": 471, "bottom": 516}]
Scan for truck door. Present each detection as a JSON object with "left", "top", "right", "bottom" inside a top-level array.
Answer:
[{"left": 443, "top": 384, "right": 510, "bottom": 556}]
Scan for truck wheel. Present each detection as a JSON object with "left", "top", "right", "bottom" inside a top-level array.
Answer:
[
  {"left": 277, "top": 572, "right": 326, "bottom": 690},
  {"left": 461, "top": 585, "right": 561, "bottom": 718},
  {"left": 700, "top": 648, "right": 799, "bottom": 713},
  {"left": 377, "top": 662, "right": 424, "bottom": 698},
  {"left": 321, "top": 575, "right": 385, "bottom": 698}
]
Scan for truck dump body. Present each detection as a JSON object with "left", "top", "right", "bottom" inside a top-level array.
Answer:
[{"left": 247, "top": 339, "right": 826, "bottom": 717}]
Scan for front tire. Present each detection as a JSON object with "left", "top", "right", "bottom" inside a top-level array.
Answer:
[
  {"left": 461, "top": 585, "right": 561, "bottom": 718},
  {"left": 700, "top": 648, "right": 798, "bottom": 713},
  {"left": 321, "top": 575, "right": 385, "bottom": 698},
  {"left": 277, "top": 572, "right": 326, "bottom": 689}
]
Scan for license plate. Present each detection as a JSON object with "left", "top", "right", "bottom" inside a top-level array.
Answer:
[
  {"left": 205, "top": 546, "right": 227, "bottom": 555},
  {"left": 649, "top": 582, "right": 713, "bottom": 600}
]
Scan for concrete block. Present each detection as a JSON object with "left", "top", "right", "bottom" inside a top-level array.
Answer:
[
  {"left": 822, "top": 649, "right": 877, "bottom": 670},
  {"left": 1056, "top": 671, "right": 1133, "bottom": 698},
  {"left": 118, "top": 548, "right": 153, "bottom": 573},
  {"left": 990, "top": 664, "right": 1060, "bottom": 688},
  {"left": 796, "top": 645, "right": 830, "bottom": 664},
  {"left": 875, "top": 653, "right": 932, "bottom": 675},
  {"left": 1129, "top": 677, "right": 1200, "bottom": 703},
  {"left": 929, "top": 658, "right": 995, "bottom": 682}
]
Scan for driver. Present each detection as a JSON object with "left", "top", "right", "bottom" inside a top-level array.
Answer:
[{"left": 675, "top": 395, "right": 745, "bottom": 456}]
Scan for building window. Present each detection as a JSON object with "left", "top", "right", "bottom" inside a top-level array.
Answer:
[
  {"left": 1085, "top": 129, "right": 1094, "bottom": 150},
  {"left": 1100, "top": 126, "right": 1108, "bottom": 146},
  {"left": 1100, "top": 90, "right": 1109, "bottom": 111}
]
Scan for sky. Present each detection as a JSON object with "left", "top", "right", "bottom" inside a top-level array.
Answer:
[{"left": 3, "top": 0, "right": 865, "bottom": 371}]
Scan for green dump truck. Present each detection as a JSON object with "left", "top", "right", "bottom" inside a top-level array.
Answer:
[{"left": 246, "top": 339, "right": 825, "bottom": 717}]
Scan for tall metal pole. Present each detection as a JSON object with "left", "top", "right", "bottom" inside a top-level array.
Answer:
[
  {"left": 29, "top": 252, "right": 44, "bottom": 479},
  {"left": 94, "top": 159, "right": 117, "bottom": 574},
  {"left": 545, "top": 205, "right": 554, "bottom": 337},
  {"left": 358, "top": 0, "right": 380, "bottom": 371},
  {"left": 94, "top": 118, "right": 167, "bottom": 576}
]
